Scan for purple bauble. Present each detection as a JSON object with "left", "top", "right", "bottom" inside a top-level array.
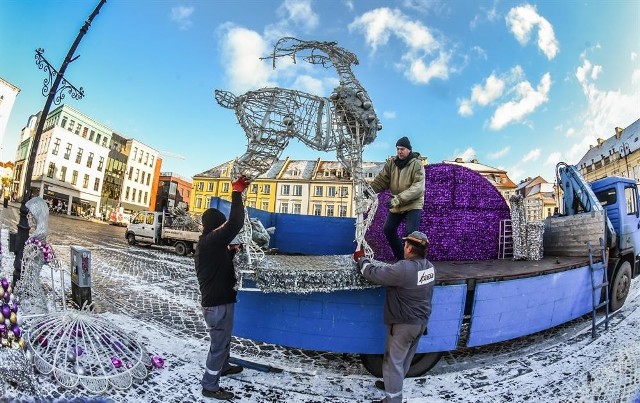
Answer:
[
  {"left": 10, "top": 303, "right": 17, "bottom": 314},
  {"left": 366, "top": 163, "right": 511, "bottom": 262},
  {"left": 11, "top": 324, "right": 20, "bottom": 338},
  {"left": 151, "top": 355, "right": 164, "bottom": 369},
  {"left": 75, "top": 346, "right": 84, "bottom": 356},
  {"left": 111, "top": 356, "right": 122, "bottom": 368},
  {"left": 0, "top": 278, "right": 8, "bottom": 290},
  {"left": 1, "top": 305, "right": 10, "bottom": 318},
  {"left": 0, "top": 324, "right": 6, "bottom": 335},
  {"left": 2, "top": 292, "right": 8, "bottom": 302}
]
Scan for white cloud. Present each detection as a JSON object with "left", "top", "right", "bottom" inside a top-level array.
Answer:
[
  {"left": 470, "top": 2, "right": 499, "bottom": 30},
  {"left": 566, "top": 55, "right": 640, "bottom": 165},
  {"left": 545, "top": 152, "right": 562, "bottom": 167},
  {"left": 349, "top": 7, "right": 451, "bottom": 84},
  {"left": 487, "top": 146, "right": 510, "bottom": 159},
  {"left": 170, "top": 6, "right": 194, "bottom": 30},
  {"left": 632, "top": 52, "right": 638, "bottom": 62},
  {"left": 291, "top": 75, "right": 326, "bottom": 95},
  {"left": 591, "top": 65, "right": 603, "bottom": 80},
  {"left": 506, "top": 4, "right": 559, "bottom": 59},
  {"left": 344, "top": 0, "right": 354, "bottom": 12},
  {"left": 383, "top": 111, "right": 397, "bottom": 119},
  {"left": 402, "top": 0, "right": 448, "bottom": 15},
  {"left": 220, "top": 26, "right": 274, "bottom": 93},
  {"left": 471, "top": 74, "right": 505, "bottom": 106},
  {"left": 455, "top": 147, "right": 476, "bottom": 161},
  {"left": 472, "top": 46, "right": 488, "bottom": 60},
  {"left": 566, "top": 127, "right": 576, "bottom": 137},
  {"left": 277, "top": 0, "right": 319, "bottom": 31},
  {"left": 522, "top": 148, "right": 541, "bottom": 162},
  {"left": 490, "top": 72, "right": 551, "bottom": 130},
  {"left": 457, "top": 99, "right": 473, "bottom": 117}
]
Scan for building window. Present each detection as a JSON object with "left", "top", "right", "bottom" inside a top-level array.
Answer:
[
  {"left": 74, "top": 123, "right": 81, "bottom": 134},
  {"left": 146, "top": 175, "right": 150, "bottom": 186},
  {"left": 281, "top": 185, "right": 290, "bottom": 195},
  {"left": 250, "top": 184, "right": 258, "bottom": 193},
  {"left": 208, "top": 182, "right": 214, "bottom": 192},
  {"left": 96, "top": 134, "right": 101, "bottom": 145},
  {"left": 82, "top": 127, "right": 88, "bottom": 138},
  {"left": 98, "top": 157, "right": 104, "bottom": 171},
  {"left": 195, "top": 198, "right": 202, "bottom": 209},
  {"left": 197, "top": 182, "right": 203, "bottom": 191},
  {"left": 133, "top": 148, "right": 137, "bottom": 161},
  {"left": 61, "top": 117, "right": 67, "bottom": 128},
  {"left": 82, "top": 174, "right": 89, "bottom": 189},
  {"left": 64, "top": 143, "right": 72, "bottom": 159},
  {"left": 141, "top": 172, "right": 145, "bottom": 184},
  {"left": 261, "top": 201, "right": 269, "bottom": 210},
  {"left": 145, "top": 152, "right": 149, "bottom": 164},
  {"left": 138, "top": 191, "right": 142, "bottom": 203},
  {"left": 102, "top": 137, "right": 107, "bottom": 147},
  {"left": 89, "top": 130, "right": 95, "bottom": 141},
  {"left": 59, "top": 166, "right": 67, "bottom": 182},
  {"left": 75, "top": 148, "right": 83, "bottom": 164},
  {"left": 222, "top": 183, "right": 229, "bottom": 192},
  {"left": 94, "top": 178, "right": 100, "bottom": 191},
  {"left": 339, "top": 205, "right": 347, "bottom": 217},
  {"left": 293, "top": 203, "right": 301, "bottom": 214},
  {"left": 52, "top": 138, "right": 61, "bottom": 155},
  {"left": 134, "top": 169, "right": 139, "bottom": 182},
  {"left": 249, "top": 200, "right": 256, "bottom": 208},
  {"left": 280, "top": 203, "right": 289, "bottom": 213},
  {"left": 328, "top": 186, "right": 336, "bottom": 197},
  {"left": 125, "top": 187, "right": 130, "bottom": 200},
  {"left": 47, "top": 162, "right": 55, "bottom": 178},
  {"left": 293, "top": 185, "right": 302, "bottom": 196},
  {"left": 313, "top": 204, "right": 321, "bottom": 216},
  {"left": 128, "top": 167, "right": 133, "bottom": 180},
  {"left": 86, "top": 153, "right": 94, "bottom": 168},
  {"left": 314, "top": 186, "right": 323, "bottom": 197},
  {"left": 150, "top": 155, "right": 154, "bottom": 168},
  {"left": 132, "top": 188, "right": 136, "bottom": 201},
  {"left": 71, "top": 170, "right": 78, "bottom": 185},
  {"left": 326, "top": 205, "right": 334, "bottom": 217},
  {"left": 68, "top": 120, "right": 75, "bottom": 131},
  {"left": 263, "top": 184, "right": 271, "bottom": 194},
  {"left": 144, "top": 192, "right": 148, "bottom": 204}
]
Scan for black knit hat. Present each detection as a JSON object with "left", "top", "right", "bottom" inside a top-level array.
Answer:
[
  {"left": 396, "top": 136, "right": 412, "bottom": 150},
  {"left": 201, "top": 208, "right": 227, "bottom": 233}
]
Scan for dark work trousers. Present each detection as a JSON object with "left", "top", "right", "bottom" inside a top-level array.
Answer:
[
  {"left": 201, "top": 303, "right": 235, "bottom": 392},
  {"left": 383, "top": 209, "right": 422, "bottom": 260},
  {"left": 382, "top": 323, "right": 425, "bottom": 403}
]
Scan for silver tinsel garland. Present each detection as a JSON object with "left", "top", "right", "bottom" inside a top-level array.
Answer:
[{"left": 0, "top": 348, "right": 37, "bottom": 396}]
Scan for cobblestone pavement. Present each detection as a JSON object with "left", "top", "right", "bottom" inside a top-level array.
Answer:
[{"left": 1, "top": 204, "right": 640, "bottom": 402}]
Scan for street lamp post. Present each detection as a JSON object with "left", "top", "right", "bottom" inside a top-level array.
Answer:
[{"left": 11, "top": 0, "right": 107, "bottom": 288}]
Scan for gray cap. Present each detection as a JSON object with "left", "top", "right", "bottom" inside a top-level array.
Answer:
[{"left": 402, "top": 231, "right": 429, "bottom": 248}]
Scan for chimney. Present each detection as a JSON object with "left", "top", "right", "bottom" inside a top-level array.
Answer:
[
  {"left": 597, "top": 138, "right": 605, "bottom": 147},
  {"left": 454, "top": 157, "right": 463, "bottom": 163},
  {"left": 615, "top": 127, "right": 624, "bottom": 139},
  {"left": 471, "top": 158, "right": 479, "bottom": 163}
]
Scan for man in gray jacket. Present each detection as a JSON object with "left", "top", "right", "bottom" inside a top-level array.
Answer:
[
  {"left": 369, "top": 136, "right": 425, "bottom": 260},
  {"left": 354, "top": 231, "right": 436, "bottom": 403}
]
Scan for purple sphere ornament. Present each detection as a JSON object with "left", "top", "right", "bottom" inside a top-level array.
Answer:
[
  {"left": 10, "top": 303, "right": 18, "bottom": 314},
  {"left": 75, "top": 346, "right": 84, "bottom": 356},
  {"left": 0, "top": 324, "right": 6, "bottom": 336},
  {"left": 1, "top": 305, "right": 9, "bottom": 318},
  {"left": 0, "top": 278, "right": 8, "bottom": 290},
  {"left": 151, "top": 355, "right": 164, "bottom": 369},
  {"left": 38, "top": 335, "right": 48, "bottom": 347},
  {"left": 11, "top": 324, "right": 20, "bottom": 338},
  {"left": 2, "top": 292, "right": 8, "bottom": 302},
  {"left": 126, "top": 362, "right": 134, "bottom": 369},
  {"left": 111, "top": 356, "right": 122, "bottom": 369}
]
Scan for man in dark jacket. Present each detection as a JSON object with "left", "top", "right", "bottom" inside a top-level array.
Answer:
[
  {"left": 195, "top": 175, "right": 250, "bottom": 400},
  {"left": 369, "top": 136, "right": 425, "bottom": 260},
  {"left": 354, "top": 231, "right": 436, "bottom": 403}
]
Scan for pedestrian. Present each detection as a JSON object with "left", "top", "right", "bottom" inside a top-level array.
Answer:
[
  {"left": 353, "top": 231, "right": 436, "bottom": 403},
  {"left": 195, "top": 174, "right": 251, "bottom": 400},
  {"left": 369, "top": 136, "right": 425, "bottom": 260}
]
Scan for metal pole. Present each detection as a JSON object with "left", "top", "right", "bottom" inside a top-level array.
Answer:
[{"left": 12, "top": 0, "right": 107, "bottom": 288}]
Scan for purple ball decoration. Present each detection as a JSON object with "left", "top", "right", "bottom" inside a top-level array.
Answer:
[
  {"left": 2, "top": 292, "right": 8, "bottom": 302},
  {"left": 111, "top": 356, "right": 123, "bottom": 368},
  {"left": 75, "top": 346, "right": 84, "bottom": 356},
  {"left": 38, "top": 335, "right": 48, "bottom": 347},
  {"left": 0, "top": 324, "right": 6, "bottom": 336},
  {"left": 151, "top": 355, "right": 164, "bottom": 369},
  {"left": 10, "top": 303, "right": 17, "bottom": 314},
  {"left": 365, "top": 163, "right": 511, "bottom": 262},
  {"left": 1, "top": 305, "right": 10, "bottom": 318},
  {"left": 0, "top": 278, "right": 8, "bottom": 291},
  {"left": 11, "top": 324, "right": 20, "bottom": 339}
]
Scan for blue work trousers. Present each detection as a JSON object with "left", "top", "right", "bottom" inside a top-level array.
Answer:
[
  {"left": 201, "top": 303, "right": 235, "bottom": 392},
  {"left": 383, "top": 209, "right": 422, "bottom": 260}
]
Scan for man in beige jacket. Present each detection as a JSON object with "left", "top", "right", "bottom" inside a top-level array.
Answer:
[{"left": 369, "top": 136, "right": 425, "bottom": 260}]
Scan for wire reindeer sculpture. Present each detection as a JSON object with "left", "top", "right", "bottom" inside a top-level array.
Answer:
[{"left": 215, "top": 37, "right": 381, "bottom": 266}]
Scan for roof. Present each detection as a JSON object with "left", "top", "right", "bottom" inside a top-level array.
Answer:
[
  {"left": 577, "top": 118, "right": 640, "bottom": 168},
  {"left": 280, "top": 160, "right": 316, "bottom": 180},
  {"left": 443, "top": 159, "right": 506, "bottom": 174}
]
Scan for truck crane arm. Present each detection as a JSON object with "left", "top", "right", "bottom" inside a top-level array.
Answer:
[{"left": 556, "top": 162, "right": 617, "bottom": 248}]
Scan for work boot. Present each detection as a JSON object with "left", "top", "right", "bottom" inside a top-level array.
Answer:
[
  {"left": 202, "top": 387, "right": 234, "bottom": 400},
  {"left": 374, "top": 380, "right": 385, "bottom": 390},
  {"left": 221, "top": 365, "right": 243, "bottom": 376}
]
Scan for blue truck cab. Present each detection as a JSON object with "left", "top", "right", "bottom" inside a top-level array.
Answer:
[{"left": 590, "top": 175, "right": 640, "bottom": 310}]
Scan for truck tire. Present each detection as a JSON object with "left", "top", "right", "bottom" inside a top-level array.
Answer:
[
  {"left": 360, "top": 352, "right": 443, "bottom": 378},
  {"left": 610, "top": 261, "right": 632, "bottom": 312},
  {"left": 175, "top": 242, "right": 188, "bottom": 256},
  {"left": 126, "top": 233, "right": 136, "bottom": 245}
]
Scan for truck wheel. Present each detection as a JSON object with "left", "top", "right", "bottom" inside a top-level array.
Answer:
[
  {"left": 360, "top": 352, "right": 443, "bottom": 378},
  {"left": 610, "top": 261, "right": 632, "bottom": 312},
  {"left": 126, "top": 233, "right": 136, "bottom": 245},
  {"left": 175, "top": 242, "right": 187, "bottom": 256}
]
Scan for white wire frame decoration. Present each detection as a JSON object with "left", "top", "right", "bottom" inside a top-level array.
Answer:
[{"left": 215, "top": 37, "right": 381, "bottom": 268}]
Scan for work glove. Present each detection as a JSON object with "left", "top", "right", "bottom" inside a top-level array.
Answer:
[
  {"left": 232, "top": 175, "right": 251, "bottom": 193},
  {"left": 353, "top": 249, "right": 365, "bottom": 262},
  {"left": 386, "top": 196, "right": 400, "bottom": 209}
]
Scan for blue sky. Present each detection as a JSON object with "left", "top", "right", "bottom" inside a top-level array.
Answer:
[{"left": 1, "top": 0, "right": 638, "bottom": 184}]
